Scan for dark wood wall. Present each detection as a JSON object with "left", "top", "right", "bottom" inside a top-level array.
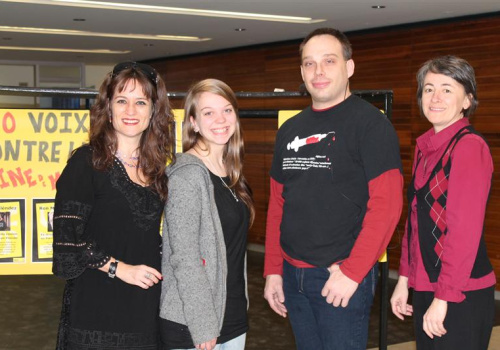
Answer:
[{"left": 148, "top": 13, "right": 500, "bottom": 288}]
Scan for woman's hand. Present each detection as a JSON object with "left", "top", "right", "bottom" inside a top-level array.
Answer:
[
  {"left": 196, "top": 337, "right": 217, "bottom": 350},
  {"left": 423, "top": 298, "right": 448, "bottom": 339},
  {"left": 115, "top": 262, "right": 162, "bottom": 289},
  {"left": 390, "top": 276, "right": 413, "bottom": 320}
]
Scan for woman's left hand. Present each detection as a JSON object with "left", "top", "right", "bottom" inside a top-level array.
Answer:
[
  {"left": 116, "top": 262, "right": 162, "bottom": 289},
  {"left": 423, "top": 298, "right": 448, "bottom": 339}
]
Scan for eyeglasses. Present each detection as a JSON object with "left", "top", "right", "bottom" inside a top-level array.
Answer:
[{"left": 111, "top": 61, "right": 159, "bottom": 86}]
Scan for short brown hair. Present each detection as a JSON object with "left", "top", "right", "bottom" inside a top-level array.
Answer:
[
  {"left": 416, "top": 55, "right": 478, "bottom": 118},
  {"left": 299, "top": 27, "right": 352, "bottom": 62}
]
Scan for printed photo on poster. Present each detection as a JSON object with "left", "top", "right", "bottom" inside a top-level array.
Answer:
[
  {"left": 0, "top": 211, "right": 10, "bottom": 231},
  {"left": 48, "top": 210, "right": 53, "bottom": 232},
  {"left": 33, "top": 199, "right": 55, "bottom": 262},
  {"left": 0, "top": 199, "right": 26, "bottom": 263}
]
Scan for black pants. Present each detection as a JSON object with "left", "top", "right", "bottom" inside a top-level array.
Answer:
[{"left": 413, "top": 286, "right": 495, "bottom": 350}]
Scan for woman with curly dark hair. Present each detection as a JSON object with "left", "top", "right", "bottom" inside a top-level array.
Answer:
[{"left": 52, "top": 61, "right": 176, "bottom": 350}]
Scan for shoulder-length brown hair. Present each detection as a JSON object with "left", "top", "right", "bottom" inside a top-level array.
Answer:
[
  {"left": 416, "top": 55, "right": 478, "bottom": 118},
  {"left": 89, "top": 63, "right": 175, "bottom": 200},
  {"left": 183, "top": 78, "right": 254, "bottom": 225}
]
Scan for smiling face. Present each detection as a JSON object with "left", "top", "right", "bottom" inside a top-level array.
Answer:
[
  {"left": 421, "top": 72, "right": 471, "bottom": 133},
  {"left": 300, "top": 34, "right": 354, "bottom": 109},
  {"left": 110, "top": 79, "right": 153, "bottom": 146},
  {"left": 190, "top": 92, "right": 237, "bottom": 151}
]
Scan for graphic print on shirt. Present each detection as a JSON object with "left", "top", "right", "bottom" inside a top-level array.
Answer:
[{"left": 283, "top": 131, "right": 336, "bottom": 171}]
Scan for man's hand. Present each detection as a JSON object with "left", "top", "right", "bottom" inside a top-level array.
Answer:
[
  {"left": 390, "top": 276, "right": 413, "bottom": 320},
  {"left": 423, "top": 298, "right": 448, "bottom": 339},
  {"left": 321, "top": 264, "right": 359, "bottom": 307},
  {"left": 264, "top": 274, "right": 287, "bottom": 317}
]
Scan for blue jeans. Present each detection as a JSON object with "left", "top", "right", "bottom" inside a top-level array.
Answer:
[
  {"left": 214, "top": 333, "right": 246, "bottom": 350},
  {"left": 171, "top": 333, "right": 246, "bottom": 350},
  {"left": 283, "top": 260, "right": 378, "bottom": 350}
]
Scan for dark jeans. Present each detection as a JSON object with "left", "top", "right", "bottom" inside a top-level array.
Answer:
[
  {"left": 413, "top": 286, "right": 495, "bottom": 350},
  {"left": 283, "top": 260, "right": 378, "bottom": 350}
]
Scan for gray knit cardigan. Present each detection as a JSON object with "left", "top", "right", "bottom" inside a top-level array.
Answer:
[{"left": 159, "top": 153, "right": 228, "bottom": 345}]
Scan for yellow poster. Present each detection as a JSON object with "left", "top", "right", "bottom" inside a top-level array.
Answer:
[
  {"left": 278, "top": 110, "right": 300, "bottom": 127},
  {"left": 33, "top": 200, "right": 55, "bottom": 261},
  {"left": 0, "top": 109, "right": 184, "bottom": 274},
  {"left": 0, "top": 200, "right": 24, "bottom": 260},
  {"left": 0, "top": 109, "right": 88, "bottom": 274}
]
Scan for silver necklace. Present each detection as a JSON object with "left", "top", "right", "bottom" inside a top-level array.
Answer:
[
  {"left": 218, "top": 176, "right": 239, "bottom": 202},
  {"left": 205, "top": 155, "right": 239, "bottom": 202},
  {"left": 115, "top": 151, "right": 141, "bottom": 168}
]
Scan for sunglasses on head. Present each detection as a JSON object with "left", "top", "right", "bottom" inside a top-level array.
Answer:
[{"left": 112, "top": 61, "right": 159, "bottom": 86}]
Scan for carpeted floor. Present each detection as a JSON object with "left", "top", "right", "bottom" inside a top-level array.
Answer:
[{"left": 1, "top": 250, "right": 499, "bottom": 350}]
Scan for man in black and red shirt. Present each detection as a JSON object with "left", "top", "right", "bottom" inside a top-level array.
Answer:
[{"left": 263, "top": 27, "right": 403, "bottom": 350}]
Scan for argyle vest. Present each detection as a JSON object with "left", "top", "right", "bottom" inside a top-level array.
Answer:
[{"left": 407, "top": 125, "right": 492, "bottom": 283}]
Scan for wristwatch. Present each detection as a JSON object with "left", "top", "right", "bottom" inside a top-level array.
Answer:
[{"left": 108, "top": 260, "right": 119, "bottom": 278}]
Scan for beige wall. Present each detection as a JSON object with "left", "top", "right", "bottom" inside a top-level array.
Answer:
[
  {"left": 0, "top": 64, "right": 35, "bottom": 107},
  {"left": 0, "top": 63, "right": 113, "bottom": 108}
]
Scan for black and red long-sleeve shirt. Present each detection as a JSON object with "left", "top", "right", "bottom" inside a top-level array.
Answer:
[{"left": 264, "top": 95, "right": 403, "bottom": 283}]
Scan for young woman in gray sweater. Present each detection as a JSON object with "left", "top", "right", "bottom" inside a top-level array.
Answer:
[{"left": 160, "top": 79, "right": 254, "bottom": 350}]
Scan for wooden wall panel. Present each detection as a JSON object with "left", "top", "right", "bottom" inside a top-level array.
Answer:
[
  {"left": 148, "top": 14, "right": 500, "bottom": 288},
  {"left": 240, "top": 118, "right": 278, "bottom": 245}
]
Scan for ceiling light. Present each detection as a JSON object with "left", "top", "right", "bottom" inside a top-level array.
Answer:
[
  {"left": 73, "top": 18, "right": 85, "bottom": 21},
  {"left": 234, "top": 28, "right": 246, "bottom": 32},
  {"left": 0, "top": 26, "right": 210, "bottom": 41},
  {"left": 0, "top": 46, "right": 129, "bottom": 53},
  {"left": 1, "top": 0, "right": 325, "bottom": 24},
  {"left": 371, "top": 5, "right": 386, "bottom": 9}
]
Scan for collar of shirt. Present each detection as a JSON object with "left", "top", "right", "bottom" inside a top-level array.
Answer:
[{"left": 416, "top": 118, "right": 470, "bottom": 157}]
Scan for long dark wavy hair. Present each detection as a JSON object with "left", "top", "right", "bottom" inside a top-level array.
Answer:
[
  {"left": 88, "top": 63, "right": 175, "bottom": 200},
  {"left": 183, "top": 78, "right": 254, "bottom": 225}
]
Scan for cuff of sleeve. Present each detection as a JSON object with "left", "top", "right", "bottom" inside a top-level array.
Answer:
[
  {"left": 263, "top": 265, "right": 283, "bottom": 278},
  {"left": 435, "top": 283, "right": 465, "bottom": 303},
  {"left": 190, "top": 326, "right": 219, "bottom": 346},
  {"left": 339, "top": 264, "right": 363, "bottom": 284},
  {"left": 398, "top": 265, "right": 409, "bottom": 278}
]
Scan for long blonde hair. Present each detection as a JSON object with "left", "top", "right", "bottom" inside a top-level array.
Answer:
[{"left": 183, "top": 79, "right": 254, "bottom": 225}]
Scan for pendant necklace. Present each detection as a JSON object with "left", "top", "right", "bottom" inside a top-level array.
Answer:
[
  {"left": 205, "top": 155, "right": 239, "bottom": 202},
  {"left": 115, "top": 151, "right": 141, "bottom": 168}
]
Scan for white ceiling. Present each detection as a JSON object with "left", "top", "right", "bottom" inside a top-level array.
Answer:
[{"left": 0, "top": 0, "right": 499, "bottom": 65}]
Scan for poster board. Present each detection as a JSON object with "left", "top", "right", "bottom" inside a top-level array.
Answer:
[{"left": 0, "top": 108, "right": 184, "bottom": 274}]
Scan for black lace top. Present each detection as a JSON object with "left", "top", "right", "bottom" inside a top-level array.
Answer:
[{"left": 52, "top": 145, "right": 164, "bottom": 350}]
